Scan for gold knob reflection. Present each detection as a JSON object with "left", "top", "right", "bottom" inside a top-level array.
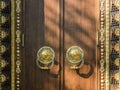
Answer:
[
  {"left": 69, "top": 49, "right": 81, "bottom": 60},
  {"left": 66, "top": 46, "right": 84, "bottom": 64},
  {"left": 37, "top": 46, "right": 55, "bottom": 64},
  {"left": 40, "top": 50, "right": 51, "bottom": 61}
]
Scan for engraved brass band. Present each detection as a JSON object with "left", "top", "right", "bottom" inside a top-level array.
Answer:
[
  {"left": 36, "top": 46, "right": 55, "bottom": 69},
  {"left": 106, "top": 0, "right": 110, "bottom": 89},
  {"left": 99, "top": 0, "right": 105, "bottom": 89},
  {"left": 15, "top": 0, "right": 21, "bottom": 90},
  {"left": 0, "top": 0, "right": 2, "bottom": 89},
  {"left": 66, "top": 46, "right": 84, "bottom": 69},
  {"left": 11, "top": 0, "right": 15, "bottom": 89}
]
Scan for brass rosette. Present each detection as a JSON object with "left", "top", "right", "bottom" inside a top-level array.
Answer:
[
  {"left": 0, "top": 45, "right": 7, "bottom": 54},
  {"left": 114, "top": 43, "right": 119, "bottom": 52},
  {"left": 114, "top": 0, "right": 119, "bottom": 8},
  {"left": 1, "top": 31, "right": 8, "bottom": 39},
  {"left": 114, "top": 72, "right": 119, "bottom": 81},
  {"left": 0, "top": 74, "right": 7, "bottom": 83},
  {"left": 115, "top": 28, "right": 120, "bottom": 36},
  {"left": 66, "top": 46, "right": 84, "bottom": 69},
  {"left": 114, "top": 13, "right": 119, "bottom": 22},
  {"left": 1, "top": 1, "right": 7, "bottom": 9},
  {"left": 1, "top": 59, "right": 8, "bottom": 68},
  {"left": 1, "top": 16, "right": 7, "bottom": 24},
  {"left": 114, "top": 58, "right": 120, "bottom": 66},
  {"left": 36, "top": 46, "right": 55, "bottom": 69}
]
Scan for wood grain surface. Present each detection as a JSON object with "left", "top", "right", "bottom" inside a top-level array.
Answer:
[{"left": 21, "top": 0, "right": 99, "bottom": 90}]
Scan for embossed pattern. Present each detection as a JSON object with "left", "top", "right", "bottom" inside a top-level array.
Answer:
[
  {"left": 110, "top": 0, "right": 120, "bottom": 89},
  {"left": 0, "top": 0, "right": 11, "bottom": 90}
]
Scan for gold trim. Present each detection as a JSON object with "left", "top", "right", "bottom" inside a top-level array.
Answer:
[
  {"left": 15, "top": 0, "right": 21, "bottom": 89},
  {"left": 11, "top": 0, "right": 15, "bottom": 90},
  {"left": 106, "top": 0, "right": 110, "bottom": 89}
]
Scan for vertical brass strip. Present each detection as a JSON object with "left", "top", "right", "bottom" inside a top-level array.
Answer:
[
  {"left": 0, "top": 1, "right": 2, "bottom": 90},
  {"left": 105, "top": 0, "right": 110, "bottom": 90},
  {"left": 16, "top": 0, "right": 21, "bottom": 90},
  {"left": 11, "top": 0, "right": 15, "bottom": 90}
]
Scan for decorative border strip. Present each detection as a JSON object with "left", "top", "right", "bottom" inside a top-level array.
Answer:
[
  {"left": 11, "top": 0, "right": 15, "bottom": 90},
  {"left": 15, "top": 0, "right": 21, "bottom": 90},
  {"left": 105, "top": 0, "right": 110, "bottom": 89},
  {"left": 99, "top": 0, "right": 105, "bottom": 89},
  {"left": 0, "top": 1, "right": 2, "bottom": 89}
]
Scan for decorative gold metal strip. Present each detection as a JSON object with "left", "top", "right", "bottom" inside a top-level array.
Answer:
[
  {"left": 0, "top": 0, "right": 2, "bottom": 90},
  {"left": 105, "top": 0, "right": 110, "bottom": 89},
  {"left": 99, "top": 0, "right": 105, "bottom": 89},
  {"left": 11, "top": 0, "right": 15, "bottom": 90},
  {"left": 16, "top": 0, "right": 21, "bottom": 90}
]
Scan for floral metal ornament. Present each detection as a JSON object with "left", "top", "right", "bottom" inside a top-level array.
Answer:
[{"left": 1, "top": 1, "right": 6, "bottom": 9}]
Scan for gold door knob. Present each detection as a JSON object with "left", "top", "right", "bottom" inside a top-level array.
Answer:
[
  {"left": 66, "top": 46, "right": 84, "bottom": 69},
  {"left": 36, "top": 46, "right": 55, "bottom": 69}
]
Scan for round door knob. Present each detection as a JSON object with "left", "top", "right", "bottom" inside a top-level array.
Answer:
[
  {"left": 66, "top": 46, "right": 84, "bottom": 69},
  {"left": 36, "top": 46, "right": 55, "bottom": 69}
]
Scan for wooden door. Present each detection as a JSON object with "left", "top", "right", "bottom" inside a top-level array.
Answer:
[
  {"left": 21, "top": 0, "right": 99, "bottom": 90},
  {"left": 22, "top": 0, "right": 99, "bottom": 90},
  {"left": 10, "top": 0, "right": 100, "bottom": 90}
]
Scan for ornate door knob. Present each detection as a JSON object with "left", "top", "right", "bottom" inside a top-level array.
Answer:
[
  {"left": 66, "top": 46, "right": 84, "bottom": 69},
  {"left": 36, "top": 46, "right": 55, "bottom": 69}
]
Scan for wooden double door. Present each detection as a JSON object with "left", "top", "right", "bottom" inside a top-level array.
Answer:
[{"left": 21, "top": 0, "right": 99, "bottom": 90}]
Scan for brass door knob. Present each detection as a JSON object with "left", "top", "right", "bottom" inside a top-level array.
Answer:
[
  {"left": 66, "top": 46, "right": 84, "bottom": 69},
  {"left": 36, "top": 46, "right": 55, "bottom": 69}
]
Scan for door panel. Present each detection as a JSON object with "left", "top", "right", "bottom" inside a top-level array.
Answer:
[
  {"left": 64, "top": 0, "right": 98, "bottom": 90},
  {"left": 22, "top": 0, "right": 99, "bottom": 90},
  {"left": 23, "top": 0, "right": 60, "bottom": 90}
]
